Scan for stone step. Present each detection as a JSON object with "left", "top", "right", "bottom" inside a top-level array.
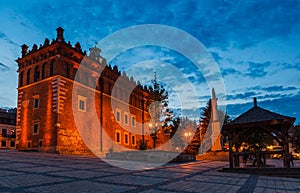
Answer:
[{"left": 219, "top": 168, "right": 300, "bottom": 178}]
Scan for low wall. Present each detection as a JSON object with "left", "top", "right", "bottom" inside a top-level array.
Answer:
[
  {"left": 106, "top": 151, "right": 196, "bottom": 163},
  {"left": 197, "top": 151, "right": 229, "bottom": 161}
]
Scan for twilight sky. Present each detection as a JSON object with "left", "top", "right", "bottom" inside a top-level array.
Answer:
[{"left": 0, "top": 0, "right": 299, "bottom": 123}]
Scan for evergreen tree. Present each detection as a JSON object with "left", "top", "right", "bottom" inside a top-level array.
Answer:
[
  {"left": 170, "top": 117, "right": 198, "bottom": 152},
  {"left": 200, "top": 99, "right": 212, "bottom": 137},
  {"left": 146, "top": 72, "right": 173, "bottom": 148},
  {"left": 243, "top": 132, "right": 274, "bottom": 150}
]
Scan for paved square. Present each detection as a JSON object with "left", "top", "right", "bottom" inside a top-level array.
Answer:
[{"left": 0, "top": 149, "right": 300, "bottom": 193}]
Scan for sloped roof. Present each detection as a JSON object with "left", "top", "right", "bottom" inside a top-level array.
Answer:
[{"left": 227, "top": 98, "right": 295, "bottom": 125}]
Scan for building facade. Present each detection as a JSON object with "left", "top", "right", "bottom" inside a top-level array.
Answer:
[
  {"left": 0, "top": 108, "right": 16, "bottom": 149},
  {"left": 16, "top": 27, "right": 152, "bottom": 154}
]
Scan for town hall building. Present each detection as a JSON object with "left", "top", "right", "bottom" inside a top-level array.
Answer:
[{"left": 16, "top": 27, "right": 152, "bottom": 154}]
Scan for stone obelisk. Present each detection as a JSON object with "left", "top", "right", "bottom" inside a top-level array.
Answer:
[{"left": 211, "top": 88, "right": 222, "bottom": 151}]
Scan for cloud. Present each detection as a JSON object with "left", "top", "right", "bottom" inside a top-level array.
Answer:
[
  {"left": 227, "top": 93, "right": 300, "bottom": 122},
  {"left": 10, "top": 0, "right": 300, "bottom": 51},
  {"left": 221, "top": 67, "right": 241, "bottom": 77},
  {"left": 210, "top": 51, "right": 222, "bottom": 62},
  {"left": 246, "top": 85, "right": 297, "bottom": 92},
  {"left": 245, "top": 61, "right": 271, "bottom": 78},
  {"left": 0, "top": 62, "right": 10, "bottom": 72},
  {"left": 264, "top": 86, "right": 297, "bottom": 92},
  {"left": 0, "top": 32, "right": 17, "bottom": 46},
  {"left": 226, "top": 91, "right": 259, "bottom": 100},
  {"left": 280, "top": 62, "right": 300, "bottom": 71}
]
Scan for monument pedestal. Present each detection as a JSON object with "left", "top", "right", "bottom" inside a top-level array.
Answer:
[
  {"left": 211, "top": 121, "right": 222, "bottom": 151},
  {"left": 211, "top": 135, "right": 222, "bottom": 151}
]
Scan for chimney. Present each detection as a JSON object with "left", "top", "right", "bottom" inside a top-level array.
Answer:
[{"left": 254, "top": 97, "right": 257, "bottom": 107}]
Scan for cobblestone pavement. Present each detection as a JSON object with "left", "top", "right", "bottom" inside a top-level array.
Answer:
[{"left": 0, "top": 150, "right": 300, "bottom": 193}]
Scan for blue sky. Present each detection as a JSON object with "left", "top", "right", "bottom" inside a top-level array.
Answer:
[{"left": 0, "top": 0, "right": 300, "bottom": 123}]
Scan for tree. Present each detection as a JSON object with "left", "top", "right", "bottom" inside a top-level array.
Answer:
[
  {"left": 146, "top": 72, "right": 173, "bottom": 148},
  {"left": 170, "top": 117, "right": 196, "bottom": 151},
  {"left": 243, "top": 132, "right": 274, "bottom": 150},
  {"left": 199, "top": 98, "right": 231, "bottom": 152},
  {"left": 291, "top": 125, "right": 300, "bottom": 153},
  {"left": 136, "top": 139, "right": 150, "bottom": 150},
  {"left": 199, "top": 99, "right": 212, "bottom": 137}
]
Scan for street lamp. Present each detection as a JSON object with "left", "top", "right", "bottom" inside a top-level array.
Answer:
[
  {"left": 149, "top": 122, "right": 158, "bottom": 149},
  {"left": 184, "top": 131, "right": 192, "bottom": 145}
]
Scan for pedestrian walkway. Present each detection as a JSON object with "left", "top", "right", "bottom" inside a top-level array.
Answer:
[{"left": 0, "top": 150, "right": 299, "bottom": 193}]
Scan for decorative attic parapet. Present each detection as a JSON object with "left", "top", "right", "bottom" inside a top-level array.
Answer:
[{"left": 18, "top": 27, "right": 86, "bottom": 59}]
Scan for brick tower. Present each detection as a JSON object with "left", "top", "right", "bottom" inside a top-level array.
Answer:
[{"left": 16, "top": 27, "right": 150, "bottom": 154}]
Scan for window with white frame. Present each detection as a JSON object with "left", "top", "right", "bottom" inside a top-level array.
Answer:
[
  {"left": 116, "top": 109, "right": 121, "bottom": 122},
  {"left": 131, "top": 115, "right": 136, "bottom": 127},
  {"left": 124, "top": 112, "right": 129, "bottom": 125},
  {"left": 116, "top": 130, "right": 121, "bottom": 143},
  {"left": 131, "top": 135, "right": 136, "bottom": 146},
  {"left": 124, "top": 132, "right": 129, "bottom": 145},
  {"left": 78, "top": 95, "right": 87, "bottom": 112}
]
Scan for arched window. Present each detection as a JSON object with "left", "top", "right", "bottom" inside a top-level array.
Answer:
[
  {"left": 66, "top": 63, "right": 71, "bottom": 78},
  {"left": 26, "top": 69, "right": 31, "bottom": 84},
  {"left": 19, "top": 71, "right": 24, "bottom": 87},
  {"left": 34, "top": 65, "right": 40, "bottom": 82},
  {"left": 41, "top": 62, "right": 46, "bottom": 79},
  {"left": 50, "top": 60, "right": 54, "bottom": 76}
]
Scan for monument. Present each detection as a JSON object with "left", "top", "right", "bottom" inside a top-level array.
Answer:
[{"left": 210, "top": 88, "right": 222, "bottom": 151}]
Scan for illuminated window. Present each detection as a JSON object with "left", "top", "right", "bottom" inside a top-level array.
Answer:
[
  {"left": 131, "top": 115, "right": 136, "bottom": 127},
  {"left": 116, "top": 130, "right": 121, "bottom": 143},
  {"left": 124, "top": 113, "right": 129, "bottom": 125},
  {"left": 33, "top": 97, "right": 39, "bottom": 109},
  {"left": 132, "top": 135, "right": 136, "bottom": 145},
  {"left": 33, "top": 123, "right": 39, "bottom": 134},
  {"left": 116, "top": 109, "right": 121, "bottom": 122},
  {"left": 124, "top": 132, "right": 129, "bottom": 145},
  {"left": 78, "top": 95, "right": 86, "bottom": 112}
]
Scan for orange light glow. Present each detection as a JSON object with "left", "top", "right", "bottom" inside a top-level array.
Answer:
[
  {"left": 21, "top": 106, "right": 28, "bottom": 147},
  {"left": 44, "top": 84, "right": 53, "bottom": 148}
]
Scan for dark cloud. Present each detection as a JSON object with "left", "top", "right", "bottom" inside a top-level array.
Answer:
[
  {"left": 14, "top": 0, "right": 300, "bottom": 50},
  {"left": 280, "top": 62, "right": 300, "bottom": 71},
  {"left": 0, "top": 62, "right": 10, "bottom": 72},
  {"left": 247, "top": 85, "right": 297, "bottom": 92},
  {"left": 260, "top": 93, "right": 292, "bottom": 99},
  {"left": 221, "top": 67, "right": 241, "bottom": 77},
  {"left": 0, "top": 32, "right": 17, "bottom": 46},
  {"left": 264, "top": 86, "right": 297, "bottom": 92},
  {"left": 227, "top": 93, "right": 300, "bottom": 122},
  {"left": 227, "top": 91, "right": 259, "bottom": 100},
  {"left": 245, "top": 61, "right": 271, "bottom": 78},
  {"left": 210, "top": 52, "right": 222, "bottom": 62}
]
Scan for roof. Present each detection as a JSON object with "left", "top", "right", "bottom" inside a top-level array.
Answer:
[{"left": 226, "top": 98, "right": 295, "bottom": 126}]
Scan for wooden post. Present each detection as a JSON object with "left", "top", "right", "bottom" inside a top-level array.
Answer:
[
  {"left": 229, "top": 137, "right": 233, "bottom": 168},
  {"left": 283, "top": 135, "right": 290, "bottom": 168}
]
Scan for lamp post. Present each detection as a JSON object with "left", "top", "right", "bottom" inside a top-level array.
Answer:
[
  {"left": 149, "top": 122, "right": 158, "bottom": 149},
  {"left": 184, "top": 131, "right": 192, "bottom": 145}
]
